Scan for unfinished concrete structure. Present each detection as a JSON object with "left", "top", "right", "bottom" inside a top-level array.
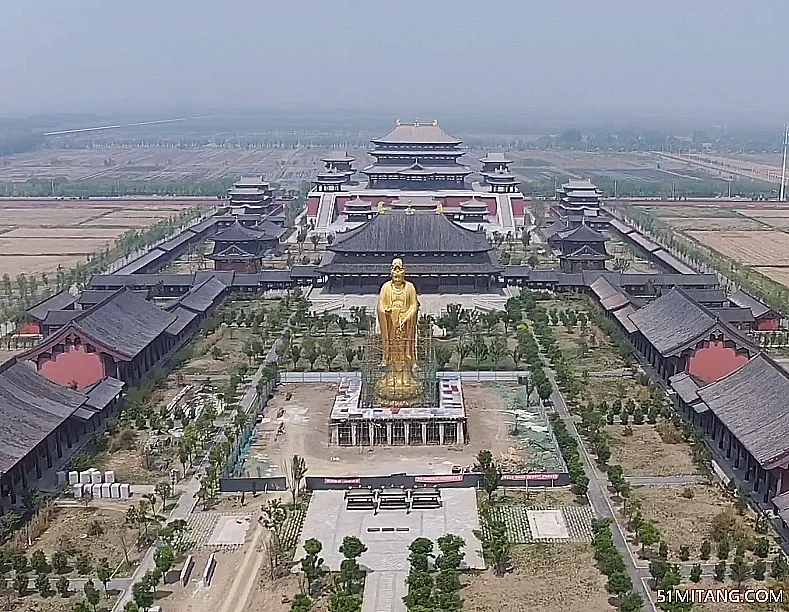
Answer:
[{"left": 329, "top": 375, "right": 467, "bottom": 446}]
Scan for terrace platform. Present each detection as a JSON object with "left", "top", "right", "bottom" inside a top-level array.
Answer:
[{"left": 329, "top": 376, "right": 466, "bottom": 446}]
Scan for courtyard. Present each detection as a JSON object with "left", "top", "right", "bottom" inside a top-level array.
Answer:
[{"left": 240, "top": 382, "right": 562, "bottom": 478}]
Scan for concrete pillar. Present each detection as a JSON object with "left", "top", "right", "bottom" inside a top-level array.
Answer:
[
  {"left": 34, "top": 454, "right": 41, "bottom": 480},
  {"left": 718, "top": 425, "right": 725, "bottom": 449},
  {"left": 421, "top": 423, "right": 427, "bottom": 445},
  {"left": 368, "top": 423, "right": 374, "bottom": 447},
  {"left": 439, "top": 423, "right": 445, "bottom": 446},
  {"left": 726, "top": 432, "right": 732, "bottom": 459},
  {"left": 405, "top": 423, "right": 410, "bottom": 446},
  {"left": 764, "top": 472, "right": 773, "bottom": 504},
  {"left": 456, "top": 421, "right": 464, "bottom": 445},
  {"left": 351, "top": 423, "right": 358, "bottom": 446},
  {"left": 734, "top": 442, "right": 741, "bottom": 469},
  {"left": 386, "top": 422, "right": 393, "bottom": 445},
  {"left": 330, "top": 424, "right": 339, "bottom": 446}
]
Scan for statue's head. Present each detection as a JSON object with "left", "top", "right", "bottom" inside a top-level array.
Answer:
[{"left": 391, "top": 258, "right": 405, "bottom": 284}]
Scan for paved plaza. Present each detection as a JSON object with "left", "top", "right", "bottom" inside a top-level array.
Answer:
[{"left": 299, "top": 489, "right": 485, "bottom": 572}]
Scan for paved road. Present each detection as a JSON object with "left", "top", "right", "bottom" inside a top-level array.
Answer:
[
  {"left": 362, "top": 570, "right": 407, "bottom": 612},
  {"left": 626, "top": 476, "right": 708, "bottom": 487}
]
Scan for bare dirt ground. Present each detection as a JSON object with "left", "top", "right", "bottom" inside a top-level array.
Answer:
[
  {"left": 0, "top": 200, "right": 203, "bottom": 278},
  {"left": 586, "top": 377, "right": 650, "bottom": 405},
  {"left": 552, "top": 323, "right": 625, "bottom": 372},
  {"left": 5, "top": 593, "right": 113, "bottom": 612},
  {"left": 687, "top": 230, "right": 789, "bottom": 266},
  {"left": 754, "top": 267, "right": 789, "bottom": 289},
  {"left": 28, "top": 504, "right": 140, "bottom": 577},
  {"left": 462, "top": 543, "right": 610, "bottom": 612},
  {"left": 662, "top": 216, "right": 767, "bottom": 231},
  {"left": 629, "top": 484, "right": 746, "bottom": 554},
  {"left": 604, "top": 423, "right": 697, "bottom": 477},
  {"left": 495, "top": 488, "right": 580, "bottom": 508},
  {"left": 182, "top": 326, "right": 256, "bottom": 376},
  {"left": 243, "top": 383, "right": 516, "bottom": 478}
]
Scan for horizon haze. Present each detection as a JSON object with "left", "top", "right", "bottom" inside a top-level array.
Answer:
[{"left": 2, "top": 0, "right": 788, "bottom": 125}]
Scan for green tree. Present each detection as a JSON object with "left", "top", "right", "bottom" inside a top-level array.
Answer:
[
  {"left": 132, "top": 579, "right": 154, "bottom": 611},
  {"left": 618, "top": 592, "right": 644, "bottom": 612},
  {"left": 289, "top": 455, "right": 308, "bottom": 507},
  {"left": 96, "top": 558, "right": 112, "bottom": 597},
  {"left": 261, "top": 499, "right": 288, "bottom": 568},
  {"left": 729, "top": 556, "right": 750, "bottom": 587},
  {"left": 699, "top": 540, "right": 711, "bottom": 561},
  {"left": 83, "top": 579, "right": 101, "bottom": 611},
  {"left": 300, "top": 538, "right": 326, "bottom": 597},
  {"left": 606, "top": 571, "right": 632, "bottom": 596},
  {"left": 717, "top": 539, "right": 730, "bottom": 560},
  {"left": 35, "top": 572, "right": 51, "bottom": 596},
  {"left": 51, "top": 551, "right": 68, "bottom": 574},
  {"left": 754, "top": 537, "right": 770, "bottom": 559},
  {"left": 434, "top": 345, "right": 453, "bottom": 370},
  {"left": 337, "top": 536, "right": 367, "bottom": 595},
  {"left": 753, "top": 559, "right": 766, "bottom": 581},
  {"left": 30, "top": 550, "right": 50, "bottom": 574},
  {"left": 771, "top": 554, "right": 789, "bottom": 579},
  {"left": 637, "top": 522, "right": 660, "bottom": 555},
  {"left": 689, "top": 564, "right": 702, "bottom": 583},
  {"left": 713, "top": 561, "right": 726, "bottom": 582}
]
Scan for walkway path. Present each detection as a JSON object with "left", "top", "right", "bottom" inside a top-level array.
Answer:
[{"left": 362, "top": 570, "right": 408, "bottom": 612}]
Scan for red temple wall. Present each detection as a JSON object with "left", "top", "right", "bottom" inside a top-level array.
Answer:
[
  {"left": 38, "top": 345, "right": 105, "bottom": 390},
  {"left": 18, "top": 322, "right": 40, "bottom": 335},
  {"left": 757, "top": 317, "right": 781, "bottom": 331},
  {"left": 686, "top": 342, "right": 750, "bottom": 384},
  {"left": 480, "top": 197, "right": 497, "bottom": 215},
  {"left": 216, "top": 261, "right": 255, "bottom": 273},
  {"left": 306, "top": 196, "right": 320, "bottom": 217},
  {"left": 510, "top": 197, "right": 526, "bottom": 219}
]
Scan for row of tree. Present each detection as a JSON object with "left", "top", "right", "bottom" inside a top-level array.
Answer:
[
  {"left": 404, "top": 535, "right": 465, "bottom": 612},
  {"left": 591, "top": 519, "right": 644, "bottom": 612}
]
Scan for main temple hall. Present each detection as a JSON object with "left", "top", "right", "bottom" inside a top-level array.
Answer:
[{"left": 306, "top": 120, "right": 526, "bottom": 235}]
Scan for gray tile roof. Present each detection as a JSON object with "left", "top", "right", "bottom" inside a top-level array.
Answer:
[
  {"left": 212, "top": 222, "right": 265, "bottom": 242},
  {"left": 73, "top": 289, "right": 177, "bottom": 358},
  {"left": 157, "top": 232, "right": 195, "bottom": 252},
  {"left": 609, "top": 218, "right": 635, "bottom": 235},
  {"left": 590, "top": 277, "right": 630, "bottom": 311},
  {"left": 78, "top": 289, "right": 149, "bottom": 306},
  {"left": 479, "top": 152, "right": 513, "bottom": 163},
  {"left": 652, "top": 249, "right": 696, "bottom": 275},
  {"left": 556, "top": 224, "right": 607, "bottom": 243},
  {"left": 613, "top": 305, "right": 639, "bottom": 333},
  {"left": 711, "top": 307, "right": 756, "bottom": 324},
  {"left": 372, "top": 122, "right": 461, "bottom": 145},
  {"left": 165, "top": 306, "right": 199, "bottom": 336},
  {"left": 28, "top": 291, "right": 77, "bottom": 322},
  {"left": 628, "top": 288, "right": 757, "bottom": 356},
  {"left": 679, "top": 289, "right": 728, "bottom": 305},
  {"left": 628, "top": 232, "right": 662, "bottom": 253},
  {"left": 0, "top": 362, "right": 88, "bottom": 472},
  {"left": 43, "top": 309, "right": 82, "bottom": 327},
  {"left": 330, "top": 211, "right": 493, "bottom": 254},
  {"left": 669, "top": 372, "right": 701, "bottom": 404},
  {"left": 114, "top": 248, "right": 168, "bottom": 275},
  {"left": 172, "top": 278, "right": 226, "bottom": 314},
  {"left": 627, "top": 289, "right": 717, "bottom": 355},
  {"left": 84, "top": 377, "right": 124, "bottom": 411},
  {"left": 697, "top": 355, "right": 789, "bottom": 466},
  {"left": 728, "top": 289, "right": 774, "bottom": 319},
  {"left": 562, "top": 245, "right": 611, "bottom": 262}
]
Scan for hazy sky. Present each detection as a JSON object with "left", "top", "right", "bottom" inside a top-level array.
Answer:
[{"left": 2, "top": 0, "right": 787, "bottom": 121}]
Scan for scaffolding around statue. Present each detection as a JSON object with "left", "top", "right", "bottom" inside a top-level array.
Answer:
[
  {"left": 328, "top": 325, "right": 467, "bottom": 447},
  {"left": 360, "top": 327, "right": 438, "bottom": 410}
]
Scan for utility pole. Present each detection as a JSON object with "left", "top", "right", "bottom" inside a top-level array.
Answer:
[{"left": 780, "top": 125, "right": 788, "bottom": 202}]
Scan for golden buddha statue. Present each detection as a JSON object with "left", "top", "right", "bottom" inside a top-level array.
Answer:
[{"left": 376, "top": 258, "right": 423, "bottom": 403}]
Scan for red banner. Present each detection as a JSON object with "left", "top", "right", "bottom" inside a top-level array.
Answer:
[
  {"left": 525, "top": 473, "right": 560, "bottom": 481},
  {"left": 324, "top": 478, "right": 361, "bottom": 485},
  {"left": 414, "top": 475, "right": 464, "bottom": 484}
]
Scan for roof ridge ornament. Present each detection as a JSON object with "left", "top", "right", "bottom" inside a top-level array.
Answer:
[
  {"left": 396, "top": 119, "right": 402, "bottom": 126},
  {"left": 433, "top": 119, "right": 438, "bottom": 126}
]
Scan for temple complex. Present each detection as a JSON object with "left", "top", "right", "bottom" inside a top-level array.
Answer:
[
  {"left": 479, "top": 152, "right": 519, "bottom": 193},
  {"left": 316, "top": 209, "right": 502, "bottom": 293},
  {"left": 207, "top": 220, "right": 285, "bottom": 272},
  {"left": 552, "top": 178, "right": 610, "bottom": 229},
  {"left": 363, "top": 120, "right": 472, "bottom": 190},
  {"left": 228, "top": 176, "right": 276, "bottom": 216},
  {"left": 306, "top": 120, "right": 525, "bottom": 233},
  {"left": 547, "top": 224, "right": 611, "bottom": 272}
]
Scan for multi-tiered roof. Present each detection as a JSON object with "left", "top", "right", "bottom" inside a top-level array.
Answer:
[
  {"left": 479, "top": 153, "right": 518, "bottom": 193},
  {"left": 228, "top": 176, "right": 275, "bottom": 215},
  {"left": 554, "top": 179, "right": 604, "bottom": 228},
  {"left": 362, "top": 120, "right": 472, "bottom": 190}
]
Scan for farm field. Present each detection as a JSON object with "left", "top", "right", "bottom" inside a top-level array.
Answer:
[
  {"left": 0, "top": 146, "right": 373, "bottom": 187},
  {"left": 685, "top": 230, "right": 789, "bottom": 266},
  {"left": 0, "top": 199, "right": 205, "bottom": 278},
  {"left": 629, "top": 201, "right": 789, "bottom": 290}
]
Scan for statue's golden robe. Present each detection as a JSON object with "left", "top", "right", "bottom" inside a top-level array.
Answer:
[{"left": 377, "top": 279, "right": 419, "bottom": 366}]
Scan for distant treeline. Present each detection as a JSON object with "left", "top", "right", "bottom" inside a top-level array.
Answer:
[
  {"left": 520, "top": 177, "right": 778, "bottom": 200},
  {"left": 0, "top": 177, "right": 235, "bottom": 198}
]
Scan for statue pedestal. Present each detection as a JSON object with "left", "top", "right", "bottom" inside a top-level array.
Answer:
[{"left": 375, "top": 364, "right": 423, "bottom": 406}]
